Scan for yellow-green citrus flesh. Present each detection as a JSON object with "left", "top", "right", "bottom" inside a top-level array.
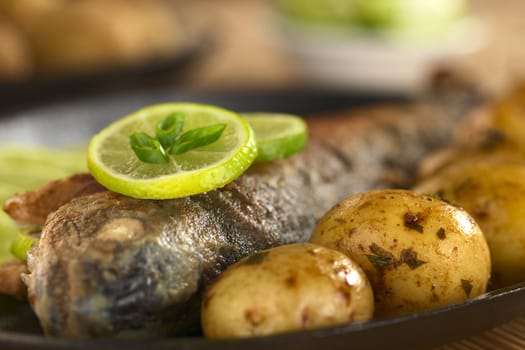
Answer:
[
  {"left": 242, "top": 113, "right": 307, "bottom": 162},
  {"left": 88, "top": 103, "right": 258, "bottom": 199}
]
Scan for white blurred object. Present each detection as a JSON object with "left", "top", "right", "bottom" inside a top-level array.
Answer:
[{"left": 273, "top": 12, "right": 486, "bottom": 94}]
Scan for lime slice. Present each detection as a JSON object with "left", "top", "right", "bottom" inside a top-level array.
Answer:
[
  {"left": 242, "top": 113, "right": 308, "bottom": 162},
  {"left": 88, "top": 103, "right": 258, "bottom": 199}
]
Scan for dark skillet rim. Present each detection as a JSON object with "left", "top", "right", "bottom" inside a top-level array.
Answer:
[{"left": 0, "top": 283, "right": 525, "bottom": 350}]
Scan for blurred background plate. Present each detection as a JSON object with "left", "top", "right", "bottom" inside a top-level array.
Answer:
[
  {"left": 0, "top": 0, "right": 212, "bottom": 108},
  {"left": 273, "top": 15, "right": 485, "bottom": 94},
  {"left": 0, "top": 37, "right": 211, "bottom": 109},
  {"left": 270, "top": 0, "right": 487, "bottom": 94}
]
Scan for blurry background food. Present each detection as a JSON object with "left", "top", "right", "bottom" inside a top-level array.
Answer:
[
  {"left": 271, "top": 0, "right": 484, "bottom": 93},
  {"left": 175, "top": 0, "right": 525, "bottom": 97},
  {"left": 274, "top": 0, "right": 468, "bottom": 40},
  {"left": 0, "top": 0, "right": 182, "bottom": 81},
  {"left": 0, "top": 0, "right": 524, "bottom": 99}
]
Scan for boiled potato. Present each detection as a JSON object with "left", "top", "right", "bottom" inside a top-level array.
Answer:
[
  {"left": 310, "top": 189, "right": 490, "bottom": 318},
  {"left": 489, "top": 84, "right": 525, "bottom": 149},
  {"left": 414, "top": 160, "right": 525, "bottom": 288},
  {"left": 417, "top": 146, "right": 525, "bottom": 180},
  {"left": 417, "top": 84, "right": 525, "bottom": 180},
  {"left": 201, "top": 243, "right": 374, "bottom": 339}
]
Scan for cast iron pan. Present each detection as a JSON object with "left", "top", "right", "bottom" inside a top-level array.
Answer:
[{"left": 0, "top": 88, "right": 519, "bottom": 350}]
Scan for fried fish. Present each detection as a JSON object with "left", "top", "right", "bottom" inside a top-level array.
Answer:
[{"left": 4, "top": 97, "right": 477, "bottom": 338}]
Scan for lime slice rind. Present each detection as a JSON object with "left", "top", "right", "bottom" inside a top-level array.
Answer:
[
  {"left": 256, "top": 132, "right": 307, "bottom": 162},
  {"left": 242, "top": 113, "right": 308, "bottom": 163},
  {"left": 89, "top": 141, "right": 257, "bottom": 199},
  {"left": 88, "top": 103, "right": 258, "bottom": 199}
]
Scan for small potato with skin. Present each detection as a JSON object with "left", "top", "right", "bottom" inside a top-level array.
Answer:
[
  {"left": 201, "top": 243, "right": 374, "bottom": 339},
  {"left": 488, "top": 83, "right": 525, "bottom": 149},
  {"left": 310, "top": 189, "right": 491, "bottom": 318},
  {"left": 414, "top": 161, "right": 525, "bottom": 288}
]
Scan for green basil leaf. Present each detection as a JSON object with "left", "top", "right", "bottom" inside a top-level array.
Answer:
[
  {"left": 130, "top": 132, "right": 168, "bottom": 164},
  {"left": 156, "top": 112, "right": 184, "bottom": 150},
  {"left": 169, "top": 123, "right": 227, "bottom": 155}
]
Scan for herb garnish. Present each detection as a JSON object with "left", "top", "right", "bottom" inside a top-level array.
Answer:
[
  {"left": 130, "top": 113, "right": 227, "bottom": 164},
  {"left": 436, "top": 227, "right": 446, "bottom": 240},
  {"left": 367, "top": 243, "right": 427, "bottom": 271},
  {"left": 399, "top": 248, "right": 426, "bottom": 270},
  {"left": 404, "top": 212, "right": 424, "bottom": 233},
  {"left": 366, "top": 243, "right": 396, "bottom": 270},
  {"left": 461, "top": 279, "right": 473, "bottom": 297}
]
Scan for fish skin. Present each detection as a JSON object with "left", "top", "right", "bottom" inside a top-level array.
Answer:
[
  {"left": 22, "top": 99, "right": 477, "bottom": 338},
  {"left": 3, "top": 173, "right": 105, "bottom": 226}
]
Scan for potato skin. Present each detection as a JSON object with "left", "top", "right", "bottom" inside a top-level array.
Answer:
[
  {"left": 201, "top": 243, "right": 374, "bottom": 339},
  {"left": 414, "top": 161, "right": 525, "bottom": 288},
  {"left": 310, "top": 189, "right": 491, "bottom": 318},
  {"left": 489, "top": 83, "right": 525, "bottom": 149}
]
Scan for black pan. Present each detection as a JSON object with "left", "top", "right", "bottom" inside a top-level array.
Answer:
[{"left": 0, "top": 88, "right": 521, "bottom": 350}]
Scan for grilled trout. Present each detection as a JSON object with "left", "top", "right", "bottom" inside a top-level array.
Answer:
[{"left": 6, "top": 97, "right": 479, "bottom": 338}]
